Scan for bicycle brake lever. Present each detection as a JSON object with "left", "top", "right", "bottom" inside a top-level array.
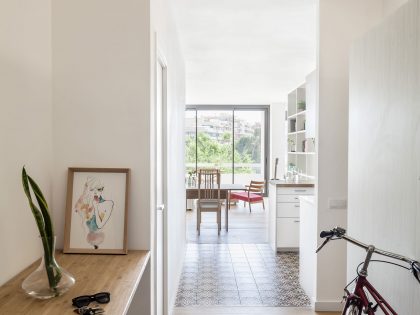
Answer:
[
  {"left": 411, "top": 262, "right": 420, "bottom": 284},
  {"left": 316, "top": 237, "right": 331, "bottom": 253}
]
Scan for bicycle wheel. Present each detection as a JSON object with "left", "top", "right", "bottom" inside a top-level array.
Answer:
[{"left": 343, "top": 302, "right": 362, "bottom": 315}]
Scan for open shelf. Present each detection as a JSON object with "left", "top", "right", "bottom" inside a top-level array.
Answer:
[
  {"left": 287, "top": 110, "right": 306, "bottom": 119},
  {"left": 288, "top": 151, "right": 316, "bottom": 155},
  {"left": 286, "top": 81, "right": 316, "bottom": 178}
]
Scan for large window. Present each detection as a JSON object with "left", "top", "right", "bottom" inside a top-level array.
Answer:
[{"left": 185, "top": 106, "right": 269, "bottom": 192}]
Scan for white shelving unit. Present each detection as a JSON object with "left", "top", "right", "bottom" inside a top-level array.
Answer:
[{"left": 287, "top": 82, "right": 316, "bottom": 179}]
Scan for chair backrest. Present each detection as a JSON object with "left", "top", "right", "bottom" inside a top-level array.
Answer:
[
  {"left": 197, "top": 168, "right": 221, "bottom": 200},
  {"left": 248, "top": 180, "right": 265, "bottom": 195}
]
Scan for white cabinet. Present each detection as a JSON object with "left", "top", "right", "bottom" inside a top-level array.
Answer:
[
  {"left": 276, "top": 218, "right": 300, "bottom": 248},
  {"left": 269, "top": 183, "right": 314, "bottom": 252}
]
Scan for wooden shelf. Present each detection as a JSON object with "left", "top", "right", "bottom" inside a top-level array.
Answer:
[{"left": 0, "top": 250, "right": 151, "bottom": 315}]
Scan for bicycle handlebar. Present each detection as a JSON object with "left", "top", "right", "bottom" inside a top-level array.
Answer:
[
  {"left": 319, "top": 230, "right": 335, "bottom": 238},
  {"left": 318, "top": 227, "right": 420, "bottom": 283}
]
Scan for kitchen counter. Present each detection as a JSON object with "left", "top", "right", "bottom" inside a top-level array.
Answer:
[
  {"left": 268, "top": 182, "right": 314, "bottom": 252},
  {"left": 269, "top": 179, "right": 314, "bottom": 187}
]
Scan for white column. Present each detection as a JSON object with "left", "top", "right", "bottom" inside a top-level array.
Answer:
[{"left": 315, "top": 0, "right": 384, "bottom": 310}]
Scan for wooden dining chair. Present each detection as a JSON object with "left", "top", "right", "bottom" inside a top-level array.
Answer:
[
  {"left": 197, "top": 168, "right": 221, "bottom": 235},
  {"left": 229, "top": 180, "right": 265, "bottom": 212}
]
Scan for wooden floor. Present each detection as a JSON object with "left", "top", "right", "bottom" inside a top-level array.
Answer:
[
  {"left": 173, "top": 306, "right": 340, "bottom": 315},
  {"left": 186, "top": 201, "right": 267, "bottom": 243}
]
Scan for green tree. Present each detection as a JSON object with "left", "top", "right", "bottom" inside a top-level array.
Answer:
[
  {"left": 185, "top": 132, "right": 255, "bottom": 174},
  {"left": 235, "top": 127, "right": 261, "bottom": 163}
]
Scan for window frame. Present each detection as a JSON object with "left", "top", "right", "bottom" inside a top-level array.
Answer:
[{"left": 185, "top": 105, "right": 270, "bottom": 196}]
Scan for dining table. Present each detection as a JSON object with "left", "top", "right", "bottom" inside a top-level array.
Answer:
[{"left": 186, "top": 183, "right": 246, "bottom": 232}]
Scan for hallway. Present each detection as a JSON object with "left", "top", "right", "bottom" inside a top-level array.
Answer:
[{"left": 176, "top": 202, "right": 312, "bottom": 310}]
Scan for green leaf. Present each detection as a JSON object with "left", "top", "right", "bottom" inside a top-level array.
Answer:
[
  {"left": 22, "top": 167, "right": 47, "bottom": 238},
  {"left": 28, "top": 175, "right": 54, "bottom": 248},
  {"left": 22, "top": 167, "right": 60, "bottom": 291}
]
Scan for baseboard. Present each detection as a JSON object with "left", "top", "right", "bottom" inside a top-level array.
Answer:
[
  {"left": 276, "top": 247, "right": 299, "bottom": 252},
  {"left": 314, "top": 300, "right": 343, "bottom": 311}
]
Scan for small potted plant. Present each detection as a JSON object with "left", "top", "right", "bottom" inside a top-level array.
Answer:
[
  {"left": 288, "top": 138, "right": 296, "bottom": 152},
  {"left": 298, "top": 100, "right": 306, "bottom": 111}
]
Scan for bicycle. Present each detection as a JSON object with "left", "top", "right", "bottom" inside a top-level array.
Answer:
[{"left": 316, "top": 227, "right": 420, "bottom": 314}]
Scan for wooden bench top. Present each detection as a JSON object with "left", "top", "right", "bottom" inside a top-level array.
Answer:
[{"left": 0, "top": 250, "right": 150, "bottom": 314}]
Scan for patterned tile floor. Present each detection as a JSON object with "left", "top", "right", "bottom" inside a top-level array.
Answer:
[{"left": 175, "top": 244, "right": 310, "bottom": 307}]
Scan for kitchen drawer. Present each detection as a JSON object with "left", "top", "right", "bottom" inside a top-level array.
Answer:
[
  {"left": 276, "top": 202, "right": 300, "bottom": 217},
  {"left": 276, "top": 187, "right": 314, "bottom": 195},
  {"left": 276, "top": 218, "right": 300, "bottom": 248},
  {"left": 276, "top": 194, "right": 301, "bottom": 203}
]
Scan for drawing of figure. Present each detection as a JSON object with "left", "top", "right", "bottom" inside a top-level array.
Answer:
[{"left": 74, "top": 177, "right": 114, "bottom": 249}]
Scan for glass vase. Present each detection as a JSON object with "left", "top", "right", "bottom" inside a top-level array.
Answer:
[{"left": 22, "top": 236, "right": 75, "bottom": 299}]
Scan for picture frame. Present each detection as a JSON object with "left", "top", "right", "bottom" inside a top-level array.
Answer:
[{"left": 63, "top": 167, "right": 130, "bottom": 254}]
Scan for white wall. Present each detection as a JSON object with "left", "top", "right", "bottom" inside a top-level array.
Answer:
[
  {"left": 0, "top": 3, "right": 186, "bottom": 312},
  {"left": 51, "top": 0, "right": 151, "bottom": 251},
  {"left": 384, "top": 0, "right": 408, "bottom": 15},
  {"left": 0, "top": 0, "right": 53, "bottom": 286},
  {"left": 52, "top": 1, "right": 186, "bottom": 313},
  {"left": 315, "top": 0, "right": 384, "bottom": 310},
  {"left": 348, "top": 0, "right": 420, "bottom": 313},
  {"left": 150, "top": 0, "right": 186, "bottom": 313}
]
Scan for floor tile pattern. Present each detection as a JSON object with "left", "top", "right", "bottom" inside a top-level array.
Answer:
[{"left": 175, "top": 244, "right": 310, "bottom": 307}]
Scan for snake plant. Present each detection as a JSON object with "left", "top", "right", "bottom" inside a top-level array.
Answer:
[{"left": 22, "top": 167, "right": 62, "bottom": 294}]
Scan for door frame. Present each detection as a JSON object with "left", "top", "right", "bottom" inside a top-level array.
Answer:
[{"left": 154, "top": 38, "right": 168, "bottom": 315}]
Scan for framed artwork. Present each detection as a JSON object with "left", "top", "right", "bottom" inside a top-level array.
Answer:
[{"left": 63, "top": 168, "right": 130, "bottom": 254}]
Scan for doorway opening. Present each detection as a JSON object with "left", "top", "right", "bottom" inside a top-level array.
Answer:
[
  {"left": 185, "top": 105, "right": 269, "bottom": 244},
  {"left": 175, "top": 106, "right": 310, "bottom": 308}
]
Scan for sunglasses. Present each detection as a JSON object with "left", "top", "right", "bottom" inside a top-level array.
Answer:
[{"left": 72, "top": 292, "right": 111, "bottom": 308}]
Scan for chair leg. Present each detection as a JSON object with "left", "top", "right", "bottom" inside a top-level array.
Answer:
[
  {"left": 197, "top": 209, "right": 201, "bottom": 235},
  {"left": 249, "top": 202, "right": 252, "bottom": 213},
  {"left": 262, "top": 199, "right": 265, "bottom": 210},
  {"left": 217, "top": 209, "right": 221, "bottom": 235}
]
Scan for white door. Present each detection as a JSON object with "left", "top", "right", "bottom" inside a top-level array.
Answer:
[{"left": 156, "top": 57, "right": 167, "bottom": 315}]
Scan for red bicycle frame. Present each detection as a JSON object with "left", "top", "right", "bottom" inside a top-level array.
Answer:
[
  {"left": 343, "top": 275, "right": 397, "bottom": 315},
  {"left": 317, "top": 227, "right": 420, "bottom": 315}
]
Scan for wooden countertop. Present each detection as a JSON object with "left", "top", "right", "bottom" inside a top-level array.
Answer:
[
  {"left": 269, "top": 179, "right": 314, "bottom": 187},
  {"left": 0, "top": 250, "right": 150, "bottom": 315}
]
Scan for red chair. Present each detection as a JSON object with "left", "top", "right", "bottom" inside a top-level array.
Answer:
[{"left": 229, "top": 180, "right": 265, "bottom": 212}]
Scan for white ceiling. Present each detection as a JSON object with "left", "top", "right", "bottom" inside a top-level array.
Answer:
[{"left": 172, "top": 0, "right": 316, "bottom": 104}]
